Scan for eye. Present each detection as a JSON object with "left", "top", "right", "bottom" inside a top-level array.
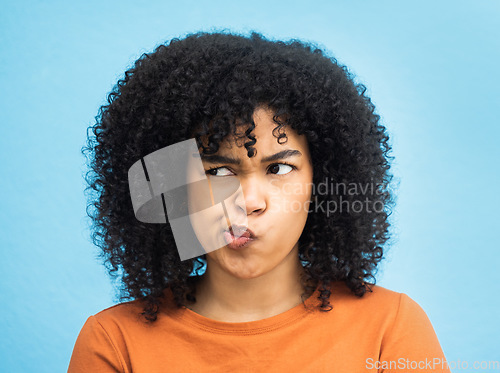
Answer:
[
  {"left": 206, "top": 166, "right": 234, "bottom": 177},
  {"left": 268, "top": 163, "right": 295, "bottom": 175}
]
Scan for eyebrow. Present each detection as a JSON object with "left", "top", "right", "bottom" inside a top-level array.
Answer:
[{"left": 198, "top": 149, "right": 302, "bottom": 165}]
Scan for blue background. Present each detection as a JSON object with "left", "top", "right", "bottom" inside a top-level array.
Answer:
[{"left": 1, "top": 0, "right": 499, "bottom": 371}]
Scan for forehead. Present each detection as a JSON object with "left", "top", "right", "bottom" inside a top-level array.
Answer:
[{"left": 214, "top": 107, "right": 310, "bottom": 156}]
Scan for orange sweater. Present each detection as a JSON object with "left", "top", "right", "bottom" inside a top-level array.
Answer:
[{"left": 68, "top": 282, "right": 450, "bottom": 372}]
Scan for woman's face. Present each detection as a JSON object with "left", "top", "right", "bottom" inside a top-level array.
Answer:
[{"left": 189, "top": 107, "right": 313, "bottom": 279}]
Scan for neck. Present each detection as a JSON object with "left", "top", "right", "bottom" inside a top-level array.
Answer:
[{"left": 187, "top": 247, "right": 313, "bottom": 322}]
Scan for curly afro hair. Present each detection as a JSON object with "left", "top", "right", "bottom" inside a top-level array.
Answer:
[{"left": 82, "top": 31, "right": 395, "bottom": 322}]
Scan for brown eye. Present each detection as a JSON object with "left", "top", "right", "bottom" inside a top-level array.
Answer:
[
  {"left": 268, "top": 164, "right": 294, "bottom": 175},
  {"left": 206, "top": 167, "right": 233, "bottom": 177}
]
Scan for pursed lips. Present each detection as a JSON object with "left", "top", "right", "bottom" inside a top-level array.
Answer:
[{"left": 227, "top": 224, "right": 256, "bottom": 239}]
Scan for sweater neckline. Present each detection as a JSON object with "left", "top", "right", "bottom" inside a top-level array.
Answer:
[{"left": 169, "top": 284, "right": 323, "bottom": 335}]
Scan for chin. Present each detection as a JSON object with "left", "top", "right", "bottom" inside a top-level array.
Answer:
[
  {"left": 234, "top": 271, "right": 264, "bottom": 280},
  {"left": 225, "top": 263, "right": 267, "bottom": 280}
]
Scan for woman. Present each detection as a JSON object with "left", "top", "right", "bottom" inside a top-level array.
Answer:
[{"left": 69, "top": 31, "right": 450, "bottom": 372}]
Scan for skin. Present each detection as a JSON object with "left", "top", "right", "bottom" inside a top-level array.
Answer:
[{"left": 185, "top": 107, "right": 315, "bottom": 322}]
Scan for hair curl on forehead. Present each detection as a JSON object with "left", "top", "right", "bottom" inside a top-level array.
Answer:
[
  {"left": 83, "top": 30, "right": 395, "bottom": 322},
  {"left": 193, "top": 105, "right": 291, "bottom": 158}
]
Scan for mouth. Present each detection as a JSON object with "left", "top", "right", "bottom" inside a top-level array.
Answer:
[
  {"left": 222, "top": 224, "right": 257, "bottom": 250},
  {"left": 228, "top": 224, "right": 256, "bottom": 239}
]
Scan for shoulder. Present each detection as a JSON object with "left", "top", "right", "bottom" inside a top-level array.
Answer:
[
  {"left": 92, "top": 299, "right": 146, "bottom": 324},
  {"left": 69, "top": 300, "right": 149, "bottom": 373},
  {"left": 324, "top": 281, "right": 428, "bottom": 326},
  {"left": 323, "top": 281, "right": 443, "bottom": 347},
  {"left": 90, "top": 292, "right": 173, "bottom": 329},
  {"left": 323, "top": 283, "right": 449, "bottom": 366},
  {"left": 327, "top": 280, "right": 403, "bottom": 308},
  {"left": 90, "top": 288, "right": 182, "bottom": 331}
]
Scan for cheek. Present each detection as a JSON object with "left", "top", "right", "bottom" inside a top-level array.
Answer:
[
  {"left": 281, "top": 185, "right": 312, "bottom": 217},
  {"left": 268, "top": 193, "right": 310, "bottom": 242},
  {"left": 270, "top": 176, "right": 310, "bottom": 203}
]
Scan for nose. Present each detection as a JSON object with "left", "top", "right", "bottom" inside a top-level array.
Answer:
[{"left": 238, "top": 175, "right": 267, "bottom": 216}]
